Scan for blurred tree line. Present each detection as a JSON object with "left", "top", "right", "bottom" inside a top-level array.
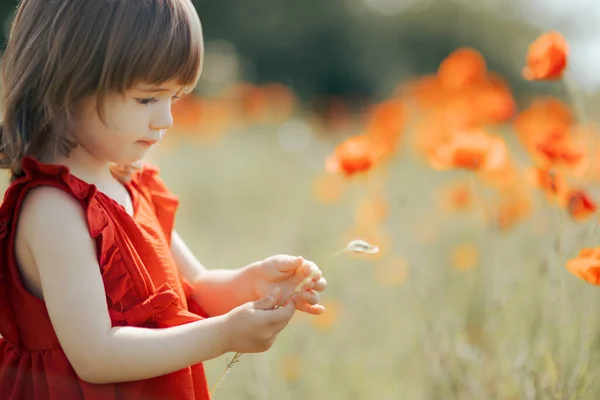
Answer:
[{"left": 0, "top": 0, "right": 562, "bottom": 102}]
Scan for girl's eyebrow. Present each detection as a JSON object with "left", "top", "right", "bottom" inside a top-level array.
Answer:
[
  {"left": 138, "top": 87, "right": 192, "bottom": 95},
  {"left": 138, "top": 88, "right": 171, "bottom": 93}
]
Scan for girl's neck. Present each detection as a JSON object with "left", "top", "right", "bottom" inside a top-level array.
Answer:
[{"left": 52, "top": 146, "right": 116, "bottom": 186}]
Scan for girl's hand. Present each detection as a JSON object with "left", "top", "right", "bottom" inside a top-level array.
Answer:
[
  {"left": 251, "top": 255, "right": 327, "bottom": 315},
  {"left": 223, "top": 288, "right": 295, "bottom": 353}
]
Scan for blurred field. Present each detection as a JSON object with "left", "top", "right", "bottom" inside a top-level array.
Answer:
[{"left": 145, "top": 76, "right": 600, "bottom": 399}]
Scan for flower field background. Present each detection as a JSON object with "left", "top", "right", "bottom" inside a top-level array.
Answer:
[{"left": 132, "top": 35, "right": 600, "bottom": 399}]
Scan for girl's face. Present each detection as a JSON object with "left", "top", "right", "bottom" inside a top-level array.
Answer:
[{"left": 69, "top": 80, "right": 188, "bottom": 165}]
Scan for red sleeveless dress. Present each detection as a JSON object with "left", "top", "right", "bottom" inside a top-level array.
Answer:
[{"left": 0, "top": 156, "right": 211, "bottom": 399}]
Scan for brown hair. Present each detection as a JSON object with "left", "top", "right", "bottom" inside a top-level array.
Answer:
[{"left": 0, "top": 0, "right": 204, "bottom": 181}]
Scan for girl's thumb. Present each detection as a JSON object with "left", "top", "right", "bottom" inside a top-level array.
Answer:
[{"left": 254, "top": 287, "right": 282, "bottom": 310}]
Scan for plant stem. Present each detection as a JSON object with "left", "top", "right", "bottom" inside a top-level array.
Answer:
[{"left": 210, "top": 352, "right": 243, "bottom": 397}]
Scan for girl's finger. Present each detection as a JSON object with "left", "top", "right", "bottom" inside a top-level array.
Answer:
[
  {"left": 301, "top": 290, "right": 320, "bottom": 305},
  {"left": 312, "top": 277, "right": 327, "bottom": 292}
]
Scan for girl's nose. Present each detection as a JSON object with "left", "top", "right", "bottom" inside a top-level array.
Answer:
[{"left": 150, "top": 104, "right": 174, "bottom": 131}]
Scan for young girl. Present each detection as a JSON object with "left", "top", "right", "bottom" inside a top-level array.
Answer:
[{"left": 0, "top": 0, "right": 327, "bottom": 399}]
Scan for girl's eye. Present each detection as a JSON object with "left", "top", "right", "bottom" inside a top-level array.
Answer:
[
  {"left": 137, "top": 95, "right": 183, "bottom": 105},
  {"left": 137, "top": 97, "right": 158, "bottom": 105}
]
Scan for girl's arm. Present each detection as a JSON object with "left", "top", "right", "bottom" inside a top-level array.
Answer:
[
  {"left": 170, "top": 230, "right": 259, "bottom": 316},
  {"left": 18, "top": 187, "right": 232, "bottom": 384}
]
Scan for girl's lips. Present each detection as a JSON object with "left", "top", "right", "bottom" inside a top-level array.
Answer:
[{"left": 137, "top": 140, "right": 158, "bottom": 146}]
